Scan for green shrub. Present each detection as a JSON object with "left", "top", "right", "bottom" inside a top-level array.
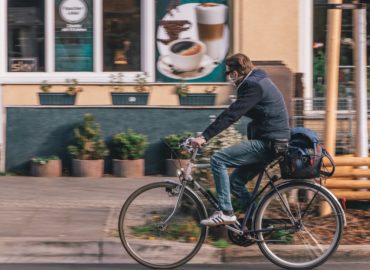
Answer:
[
  {"left": 40, "top": 80, "right": 52, "bottom": 92},
  {"left": 163, "top": 132, "right": 192, "bottom": 159},
  {"left": 68, "top": 113, "right": 109, "bottom": 160},
  {"left": 31, "top": 155, "right": 60, "bottom": 165},
  {"left": 65, "top": 78, "right": 83, "bottom": 96},
  {"left": 212, "top": 239, "right": 230, "bottom": 249},
  {"left": 193, "top": 123, "right": 244, "bottom": 184},
  {"left": 111, "top": 130, "right": 148, "bottom": 160}
]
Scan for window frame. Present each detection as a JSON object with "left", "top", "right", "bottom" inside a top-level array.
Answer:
[{"left": 0, "top": 0, "right": 155, "bottom": 84}]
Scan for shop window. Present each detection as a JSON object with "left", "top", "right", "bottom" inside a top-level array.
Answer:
[
  {"left": 7, "top": 0, "right": 45, "bottom": 72},
  {"left": 103, "top": 0, "right": 141, "bottom": 71},
  {"left": 55, "top": 0, "right": 94, "bottom": 71}
]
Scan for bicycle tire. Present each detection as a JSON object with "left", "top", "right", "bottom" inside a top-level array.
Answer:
[
  {"left": 118, "top": 181, "right": 208, "bottom": 269},
  {"left": 253, "top": 180, "right": 344, "bottom": 269}
]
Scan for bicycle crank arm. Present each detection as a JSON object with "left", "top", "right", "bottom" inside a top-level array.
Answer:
[{"left": 225, "top": 225, "right": 244, "bottom": 235}]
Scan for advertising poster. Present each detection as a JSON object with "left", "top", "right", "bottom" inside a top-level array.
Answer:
[
  {"left": 156, "top": 0, "right": 229, "bottom": 82},
  {"left": 55, "top": 0, "right": 93, "bottom": 71}
]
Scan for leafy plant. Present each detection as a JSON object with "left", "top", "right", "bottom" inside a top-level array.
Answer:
[
  {"left": 111, "top": 130, "right": 148, "bottom": 160},
  {"left": 270, "top": 230, "right": 294, "bottom": 244},
  {"left": 109, "top": 73, "right": 125, "bottom": 92},
  {"left": 134, "top": 72, "right": 149, "bottom": 92},
  {"left": 175, "top": 81, "right": 189, "bottom": 97},
  {"left": 163, "top": 132, "right": 193, "bottom": 159},
  {"left": 313, "top": 50, "right": 325, "bottom": 97},
  {"left": 68, "top": 113, "right": 109, "bottom": 160},
  {"left": 131, "top": 216, "right": 200, "bottom": 243},
  {"left": 211, "top": 239, "right": 230, "bottom": 249},
  {"left": 65, "top": 78, "right": 83, "bottom": 96},
  {"left": 204, "top": 86, "right": 217, "bottom": 94},
  {"left": 40, "top": 80, "right": 52, "bottom": 92},
  {"left": 0, "top": 171, "right": 15, "bottom": 176},
  {"left": 31, "top": 155, "right": 60, "bottom": 165}
]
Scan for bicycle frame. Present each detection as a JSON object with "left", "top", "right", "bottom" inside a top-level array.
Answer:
[
  {"left": 162, "top": 147, "right": 297, "bottom": 236},
  {"left": 163, "top": 145, "right": 346, "bottom": 238}
]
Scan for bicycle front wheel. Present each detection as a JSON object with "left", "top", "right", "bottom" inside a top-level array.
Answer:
[
  {"left": 254, "top": 181, "right": 344, "bottom": 269},
  {"left": 118, "top": 181, "right": 207, "bottom": 269}
]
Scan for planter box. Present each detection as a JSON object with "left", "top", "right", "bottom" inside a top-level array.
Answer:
[
  {"left": 72, "top": 159, "right": 104, "bottom": 177},
  {"left": 179, "top": 94, "right": 216, "bottom": 106},
  {"left": 39, "top": 93, "right": 76, "bottom": 105},
  {"left": 112, "top": 159, "right": 144, "bottom": 178},
  {"left": 165, "top": 159, "right": 189, "bottom": 177},
  {"left": 31, "top": 160, "right": 62, "bottom": 177},
  {"left": 111, "top": 93, "right": 149, "bottom": 105}
]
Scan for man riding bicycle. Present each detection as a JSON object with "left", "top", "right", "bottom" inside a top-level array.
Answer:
[{"left": 192, "top": 53, "right": 291, "bottom": 226}]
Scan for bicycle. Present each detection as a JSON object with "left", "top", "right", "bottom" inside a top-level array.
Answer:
[{"left": 118, "top": 137, "right": 346, "bottom": 269}]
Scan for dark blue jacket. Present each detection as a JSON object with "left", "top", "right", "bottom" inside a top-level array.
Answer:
[{"left": 202, "top": 69, "right": 290, "bottom": 141}]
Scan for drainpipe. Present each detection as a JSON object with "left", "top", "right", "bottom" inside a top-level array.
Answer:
[
  {"left": 0, "top": 84, "right": 4, "bottom": 172},
  {"left": 353, "top": 1, "right": 368, "bottom": 183}
]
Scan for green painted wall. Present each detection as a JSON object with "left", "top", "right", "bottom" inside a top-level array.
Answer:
[{"left": 6, "top": 107, "right": 249, "bottom": 175}]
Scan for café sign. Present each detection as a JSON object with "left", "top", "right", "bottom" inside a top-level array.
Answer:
[{"left": 59, "top": 0, "right": 87, "bottom": 23}]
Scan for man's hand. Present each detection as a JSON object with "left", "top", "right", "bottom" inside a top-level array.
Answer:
[{"left": 191, "top": 136, "right": 206, "bottom": 148}]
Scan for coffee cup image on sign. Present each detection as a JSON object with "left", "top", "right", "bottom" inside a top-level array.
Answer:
[
  {"left": 167, "top": 39, "right": 206, "bottom": 72},
  {"left": 195, "top": 3, "right": 228, "bottom": 60}
]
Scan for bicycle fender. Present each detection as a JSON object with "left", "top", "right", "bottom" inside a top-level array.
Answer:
[
  {"left": 165, "top": 179, "right": 209, "bottom": 219},
  {"left": 272, "top": 180, "right": 347, "bottom": 227}
]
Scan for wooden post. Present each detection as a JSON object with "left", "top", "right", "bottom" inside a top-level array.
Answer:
[
  {"left": 323, "top": 1, "right": 343, "bottom": 215},
  {"left": 324, "top": 0, "right": 343, "bottom": 155}
]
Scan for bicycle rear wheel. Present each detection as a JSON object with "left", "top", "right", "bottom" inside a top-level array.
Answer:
[
  {"left": 254, "top": 181, "right": 344, "bottom": 269},
  {"left": 118, "top": 181, "right": 207, "bottom": 269}
]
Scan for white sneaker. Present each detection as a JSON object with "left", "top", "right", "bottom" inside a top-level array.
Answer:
[{"left": 200, "top": 211, "right": 237, "bottom": 227}]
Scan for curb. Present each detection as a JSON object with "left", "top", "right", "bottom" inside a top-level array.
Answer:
[
  {"left": 222, "top": 245, "right": 370, "bottom": 263},
  {"left": 0, "top": 239, "right": 222, "bottom": 264},
  {"left": 1, "top": 239, "right": 370, "bottom": 264}
]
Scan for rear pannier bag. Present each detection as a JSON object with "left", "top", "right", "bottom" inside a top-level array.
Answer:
[{"left": 279, "top": 127, "right": 335, "bottom": 179}]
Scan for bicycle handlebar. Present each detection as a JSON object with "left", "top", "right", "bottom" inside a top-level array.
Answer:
[{"left": 179, "top": 137, "right": 199, "bottom": 161}]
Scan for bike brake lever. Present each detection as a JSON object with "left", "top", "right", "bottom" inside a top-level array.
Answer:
[{"left": 179, "top": 137, "right": 195, "bottom": 153}]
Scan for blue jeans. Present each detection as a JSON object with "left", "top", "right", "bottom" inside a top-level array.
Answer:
[{"left": 210, "top": 140, "right": 274, "bottom": 212}]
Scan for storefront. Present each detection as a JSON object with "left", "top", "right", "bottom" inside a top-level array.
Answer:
[{"left": 0, "top": 0, "right": 305, "bottom": 174}]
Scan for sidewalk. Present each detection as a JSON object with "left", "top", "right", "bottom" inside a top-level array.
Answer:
[{"left": 0, "top": 176, "right": 369, "bottom": 264}]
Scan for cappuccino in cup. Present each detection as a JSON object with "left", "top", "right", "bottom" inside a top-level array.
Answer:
[
  {"left": 167, "top": 39, "right": 205, "bottom": 72},
  {"left": 196, "top": 3, "right": 228, "bottom": 60}
]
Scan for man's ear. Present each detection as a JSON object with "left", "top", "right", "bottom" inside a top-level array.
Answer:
[{"left": 231, "top": 71, "right": 239, "bottom": 78}]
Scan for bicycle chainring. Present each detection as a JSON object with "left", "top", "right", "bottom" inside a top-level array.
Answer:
[
  {"left": 227, "top": 220, "right": 255, "bottom": 247},
  {"left": 228, "top": 229, "right": 255, "bottom": 247}
]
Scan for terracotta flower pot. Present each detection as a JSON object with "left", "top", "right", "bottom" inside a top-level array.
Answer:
[
  {"left": 31, "top": 160, "right": 62, "bottom": 177},
  {"left": 72, "top": 159, "right": 104, "bottom": 177},
  {"left": 165, "top": 159, "right": 189, "bottom": 177},
  {"left": 113, "top": 159, "right": 145, "bottom": 178}
]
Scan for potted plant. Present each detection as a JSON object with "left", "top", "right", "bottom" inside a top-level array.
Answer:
[
  {"left": 30, "top": 155, "right": 62, "bottom": 177},
  {"left": 111, "top": 129, "right": 148, "bottom": 177},
  {"left": 111, "top": 72, "right": 150, "bottom": 105},
  {"left": 176, "top": 81, "right": 217, "bottom": 106},
  {"left": 39, "top": 79, "right": 83, "bottom": 105},
  {"left": 68, "top": 113, "right": 109, "bottom": 177},
  {"left": 163, "top": 132, "right": 192, "bottom": 176}
]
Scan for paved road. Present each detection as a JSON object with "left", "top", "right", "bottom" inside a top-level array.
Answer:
[{"left": 1, "top": 262, "right": 370, "bottom": 270}]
